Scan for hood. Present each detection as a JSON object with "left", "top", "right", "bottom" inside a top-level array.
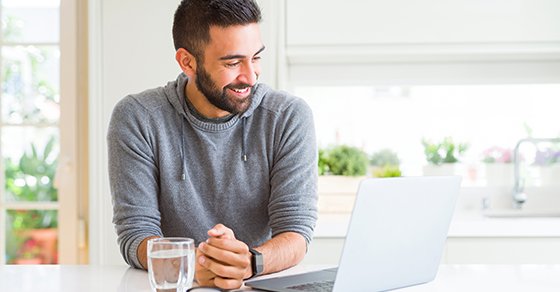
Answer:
[
  {"left": 164, "top": 72, "right": 265, "bottom": 121},
  {"left": 163, "top": 73, "right": 267, "bottom": 179}
]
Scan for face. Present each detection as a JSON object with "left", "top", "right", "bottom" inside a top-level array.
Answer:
[{"left": 194, "top": 23, "right": 264, "bottom": 115}]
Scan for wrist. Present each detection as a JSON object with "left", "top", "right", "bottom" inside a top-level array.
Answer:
[{"left": 247, "top": 248, "right": 264, "bottom": 279}]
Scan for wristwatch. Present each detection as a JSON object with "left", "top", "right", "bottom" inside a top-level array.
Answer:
[{"left": 249, "top": 248, "right": 264, "bottom": 278}]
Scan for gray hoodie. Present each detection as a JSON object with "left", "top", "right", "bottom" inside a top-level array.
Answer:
[{"left": 107, "top": 73, "right": 318, "bottom": 269}]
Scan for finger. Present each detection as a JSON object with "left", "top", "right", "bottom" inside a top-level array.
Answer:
[
  {"left": 214, "top": 276, "right": 244, "bottom": 290},
  {"left": 199, "top": 241, "right": 250, "bottom": 267},
  {"left": 195, "top": 261, "right": 216, "bottom": 287},
  {"left": 195, "top": 274, "right": 215, "bottom": 287},
  {"left": 205, "top": 237, "right": 249, "bottom": 255},
  {"left": 208, "top": 223, "right": 236, "bottom": 239},
  {"left": 198, "top": 254, "right": 247, "bottom": 280}
]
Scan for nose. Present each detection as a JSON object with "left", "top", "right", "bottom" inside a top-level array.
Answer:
[{"left": 238, "top": 61, "right": 258, "bottom": 86}]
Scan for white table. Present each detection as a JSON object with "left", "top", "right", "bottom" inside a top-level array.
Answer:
[{"left": 1, "top": 264, "right": 560, "bottom": 291}]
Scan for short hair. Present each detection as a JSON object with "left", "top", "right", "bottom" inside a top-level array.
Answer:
[{"left": 172, "top": 0, "right": 262, "bottom": 61}]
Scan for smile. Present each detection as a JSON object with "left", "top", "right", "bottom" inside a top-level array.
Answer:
[{"left": 230, "top": 87, "right": 250, "bottom": 94}]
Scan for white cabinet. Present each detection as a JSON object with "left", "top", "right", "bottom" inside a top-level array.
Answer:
[{"left": 286, "top": 0, "right": 560, "bottom": 46}]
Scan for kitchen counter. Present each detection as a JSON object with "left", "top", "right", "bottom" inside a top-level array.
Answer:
[{"left": 1, "top": 264, "right": 559, "bottom": 292}]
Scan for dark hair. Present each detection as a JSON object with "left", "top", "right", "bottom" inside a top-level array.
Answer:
[{"left": 172, "top": 0, "right": 262, "bottom": 60}]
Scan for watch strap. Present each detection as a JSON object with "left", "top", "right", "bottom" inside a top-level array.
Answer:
[{"left": 248, "top": 248, "right": 264, "bottom": 278}]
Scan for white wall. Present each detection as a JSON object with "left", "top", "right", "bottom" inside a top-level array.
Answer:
[
  {"left": 88, "top": 0, "right": 281, "bottom": 265},
  {"left": 89, "top": 0, "right": 560, "bottom": 265},
  {"left": 88, "top": 0, "right": 179, "bottom": 265}
]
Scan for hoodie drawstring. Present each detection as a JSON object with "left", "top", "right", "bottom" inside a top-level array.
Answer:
[
  {"left": 242, "top": 117, "right": 248, "bottom": 162},
  {"left": 179, "top": 102, "right": 249, "bottom": 181},
  {"left": 179, "top": 114, "right": 187, "bottom": 181}
]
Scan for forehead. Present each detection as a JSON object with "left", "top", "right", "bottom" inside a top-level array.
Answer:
[{"left": 204, "top": 23, "right": 263, "bottom": 59}]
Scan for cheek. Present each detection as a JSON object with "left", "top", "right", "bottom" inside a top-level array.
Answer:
[
  {"left": 214, "top": 70, "right": 239, "bottom": 88},
  {"left": 254, "top": 62, "right": 262, "bottom": 75}
]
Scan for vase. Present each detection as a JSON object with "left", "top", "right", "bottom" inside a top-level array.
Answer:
[
  {"left": 538, "top": 164, "right": 560, "bottom": 185},
  {"left": 318, "top": 175, "right": 365, "bottom": 214},
  {"left": 422, "top": 164, "right": 457, "bottom": 176},
  {"left": 484, "top": 163, "right": 514, "bottom": 186},
  {"left": 24, "top": 228, "right": 58, "bottom": 264},
  {"left": 13, "top": 258, "right": 42, "bottom": 265}
]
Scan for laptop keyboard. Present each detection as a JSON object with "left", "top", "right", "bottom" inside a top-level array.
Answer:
[{"left": 287, "top": 280, "right": 334, "bottom": 292}]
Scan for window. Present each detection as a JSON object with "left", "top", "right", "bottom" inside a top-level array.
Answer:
[
  {"left": 0, "top": 0, "right": 82, "bottom": 264},
  {"left": 297, "top": 84, "right": 560, "bottom": 183}
]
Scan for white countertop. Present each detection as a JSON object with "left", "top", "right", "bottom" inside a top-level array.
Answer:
[
  {"left": 315, "top": 213, "right": 560, "bottom": 238},
  {"left": 1, "top": 264, "right": 560, "bottom": 292}
]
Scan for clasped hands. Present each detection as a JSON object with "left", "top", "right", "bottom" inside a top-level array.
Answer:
[{"left": 195, "top": 224, "right": 254, "bottom": 289}]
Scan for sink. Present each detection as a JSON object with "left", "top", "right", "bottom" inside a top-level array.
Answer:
[{"left": 478, "top": 186, "right": 560, "bottom": 218}]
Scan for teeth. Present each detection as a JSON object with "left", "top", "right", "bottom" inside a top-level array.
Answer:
[{"left": 232, "top": 88, "right": 248, "bottom": 93}]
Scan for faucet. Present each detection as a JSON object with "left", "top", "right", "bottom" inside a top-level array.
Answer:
[{"left": 512, "top": 138, "right": 560, "bottom": 209}]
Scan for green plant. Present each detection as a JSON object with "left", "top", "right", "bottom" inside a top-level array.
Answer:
[
  {"left": 422, "top": 137, "right": 468, "bottom": 165},
  {"left": 370, "top": 149, "right": 402, "bottom": 178},
  {"left": 4, "top": 137, "right": 59, "bottom": 263},
  {"left": 318, "top": 148, "right": 330, "bottom": 175},
  {"left": 370, "top": 149, "right": 400, "bottom": 167},
  {"left": 372, "top": 165, "right": 402, "bottom": 178},
  {"left": 325, "top": 145, "right": 368, "bottom": 176},
  {"left": 4, "top": 136, "right": 58, "bottom": 201}
]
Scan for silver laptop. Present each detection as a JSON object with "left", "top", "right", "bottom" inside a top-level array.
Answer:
[{"left": 246, "top": 176, "right": 461, "bottom": 292}]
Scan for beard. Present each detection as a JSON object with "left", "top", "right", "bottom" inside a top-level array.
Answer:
[{"left": 195, "top": 65, "right": 255, "bottom": 115}]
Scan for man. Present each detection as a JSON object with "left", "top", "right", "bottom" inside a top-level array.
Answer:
[{"left": 107, "top": 0, "right": 318, "bottom": 289}]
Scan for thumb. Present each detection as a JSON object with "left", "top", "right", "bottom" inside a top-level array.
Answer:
[{"left": 208, "top": 223, "right": 236, "bottom": 239}]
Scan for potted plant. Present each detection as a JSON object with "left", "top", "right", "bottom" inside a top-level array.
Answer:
[
  {"left": 14, "top": 238, "right": 43, "bottom": 264},
  {"left": 533, "top": 147, "right": 560, "bottom": 185},
  {"left": 481, "top": 146, "right": 514, "bottom": 186},
  {"left": 421, "top": 137, "right": 468, "bottom": 176},
  {"left": 4, "top": 137, "right": 59, "bottom": 264},
  {"left": 317, "top": 145, "right": 369, "bottom": 213},
  {"left": 326, "top": 145, "right": 369, "bottom": 177},
  {"left": 369, "top": 149, "right": 402, "bottom": 178}
]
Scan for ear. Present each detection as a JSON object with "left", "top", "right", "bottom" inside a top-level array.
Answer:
[{"left": 175, "top": 48, "right": 197, "bottom": 77}]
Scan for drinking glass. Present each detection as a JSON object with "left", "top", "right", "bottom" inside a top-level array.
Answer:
[{"left": 148, "top": 237, "right": 195, "bottom": 292}]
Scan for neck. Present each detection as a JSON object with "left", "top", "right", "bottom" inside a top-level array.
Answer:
[{"left": 185, "top": 80, "right": 230, "bottom": 118}]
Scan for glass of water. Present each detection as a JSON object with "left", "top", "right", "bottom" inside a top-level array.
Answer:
[{"left": 148, "top": 237, "right": 195, "bottom": 292}]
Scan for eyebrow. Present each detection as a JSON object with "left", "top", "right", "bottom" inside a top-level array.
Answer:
[{"left": 218, "top": 45, "right": 266, "bottom": 61}]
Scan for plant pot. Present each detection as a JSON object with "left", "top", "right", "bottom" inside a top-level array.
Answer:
[
  {"left": 13, "top": 258, "right": 42, "bottom": 264},
  {"left": 484, "top": 163, "right": 514, "bottom": 186},
  {"left": 538, "top": 164, "right": 560, "bottom": 185},
  {"left": 422, "top": 163, "right": 457, "bottom": 176},
  {"left": 317, "top": 175, "right": 365, "bottom": 214},
  {"left": 22, "top": 228, "right": 58, "bottom": 264}
]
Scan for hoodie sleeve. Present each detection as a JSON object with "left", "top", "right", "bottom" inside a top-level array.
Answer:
[
  {"left": 107, "top": 96, "right": 163, "bottom": 269},
  {"left": 268, "top": 97, "right": 319, "bottom": 245}
]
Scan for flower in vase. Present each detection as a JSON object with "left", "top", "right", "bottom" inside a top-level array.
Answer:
[
  {"left": 481, "top": 146, "right": 512, "bottom": 163},
  {"left": 534, "top": 148, "right": 560, "bottom": 166}
]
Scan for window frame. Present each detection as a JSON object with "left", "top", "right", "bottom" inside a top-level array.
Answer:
[{"left": 0, "top": 0, "right": 85, "bottom": 264}]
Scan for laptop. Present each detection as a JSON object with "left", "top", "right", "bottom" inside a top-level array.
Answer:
[{"left": 246, "top": 176, "right": 461, "bottom": 292}]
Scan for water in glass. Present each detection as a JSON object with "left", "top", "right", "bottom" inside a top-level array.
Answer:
[{"left": 148, "top": 238, "right": 195, "bottom": 292}]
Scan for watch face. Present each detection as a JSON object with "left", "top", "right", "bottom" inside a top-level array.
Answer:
[{"left": 250, "top": 248, "right": 264, "bottom": 276}]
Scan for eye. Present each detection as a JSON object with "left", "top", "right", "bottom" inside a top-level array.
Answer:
[
  {"left": 225, "top": 62, "right": 240, "bottom": 68},
  {"left": 252, "top": 56, "right": 261, "bottom": 63}
]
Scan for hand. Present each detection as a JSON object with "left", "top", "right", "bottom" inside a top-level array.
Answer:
[
  {"left": 195, "top": 247, "right": 218, "bottom": 287},
  {"left": 196, "top": 224, "right": 253, "bottom": 290}
]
